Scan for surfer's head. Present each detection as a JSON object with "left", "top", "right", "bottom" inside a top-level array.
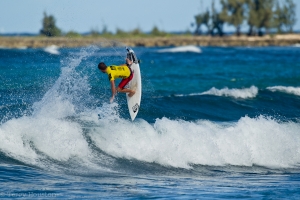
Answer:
[{"left": 98, "top": 62, "right": 107, "bottom": 73}]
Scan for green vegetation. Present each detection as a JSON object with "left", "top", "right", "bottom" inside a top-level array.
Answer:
[
  {"left": 220, "top": 0, "right": 246, "bottom": 36},
  {"left": 89, "top": 28, "right": 101, "bottom": 37},
  {"left": 273, "top": 0, "right": 296, "bottom": 33},
  {"left": 40, "top": 12, "right": 62, "bottom": 37},
  {"left": 194, "top": 9, "right": 210, "bottom": 35},
  {"left": 150, "top": 26, "right": 169, "bottom": 37},
  {"left": 246, "top": 0, "right": 274, "bottom": 36},
  {"left": 193, "top": 0, "right": 297, "bottom": 36},
  {"left": 193, "top": 1, "right": 227, "bottom": 36},
  {"left": 211, "top": 0, "right": 226, "bottom": 36},
  {"left": 115, "top": 27, "right": 145, "bottom": 37},
  {"left": 39, "top": 11, "right": 174, "bottom": 38},
  {"left": 38, "top": 1, "right": 297, "bottom": 39},
  {"left": 85, "top": 25, "right": 172, "bottom": 38},
  {"left": 65, "top": 31, "right": 81, "bottom": 38}
]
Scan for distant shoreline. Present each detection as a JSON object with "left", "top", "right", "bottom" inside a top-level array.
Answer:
[{"left": 0, "top": 35, "right": 300, "bottom": 48}]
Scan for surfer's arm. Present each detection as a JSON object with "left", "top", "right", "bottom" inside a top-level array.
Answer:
[{"left": 110, "top": 80, "right": 116, "bottom": 103}]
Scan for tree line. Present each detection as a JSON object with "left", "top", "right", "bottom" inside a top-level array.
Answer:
[
  {"left": 41, "top": 0, "right": 297, "bottom": 38},
  {"left": 193, "top": 0, "right": 297, "bottom": 36},
  {"left": 40, "top": 12, "right": 170, "bottom": 37}
]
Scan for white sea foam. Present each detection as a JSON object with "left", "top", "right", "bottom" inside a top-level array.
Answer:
[
  {"left": 0, "top": 47, "right": 97, "bottom": 168},
  {"left": 90, "top": 115, "right": 300, "bottom": 169},
  {"left": 198, "top": 86, "right": 258, "bottom": 99},
  {"left": 44, "top": 45, "right": 60, "bottom": 55},
  {"left": 2, "top": 98, "right": 300, "bottom": 170},
  {"left": 267, "top": 86, "right": 300, "bottom": 96},
  {"left": 158, "top": 45, "right": 202, "bottom": 53},
  {"left": 0, "top": 116, "right": 89, "bottom": 163}
]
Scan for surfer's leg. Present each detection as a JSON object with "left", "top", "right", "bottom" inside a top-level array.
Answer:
[
  {"left": 117, "top": 87, "right": 135, "bottom": 97},
  {"left": 117, "top": 74, "right": 135, "bottom": 96}
]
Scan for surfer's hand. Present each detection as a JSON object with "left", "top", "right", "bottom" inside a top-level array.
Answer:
[
  {"left": 110, "top": 96, "right": 114, "bottom": 103},
  {"left": 126, "top": 58, "right": 133, "bottom": 66}
]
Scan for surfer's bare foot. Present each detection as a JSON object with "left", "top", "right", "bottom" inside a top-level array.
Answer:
[{"left": 128, "top": 90, "right": 135, "bottom": 97}]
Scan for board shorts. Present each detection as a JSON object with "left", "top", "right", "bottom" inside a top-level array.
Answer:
[{"left": 118, "top": 71, "right": 133, "bottom": 89}]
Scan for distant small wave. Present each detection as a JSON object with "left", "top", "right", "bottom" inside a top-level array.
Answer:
[
  {"left": 199, "top": 86, "right": 258, "bottom": 99},
  {"left": 0, "top": 46, "right": 10, "bottom": 49},
  {"left": 267, "top": 86, "right": 300, "bottom": 96},
  {"left": 292, "top": 43, "right": 300, "bottom": 47},
  {"left": 17, "top": 46, "right": 27, "bottom": 50},
  {"left": 157, "top": 45, "right": 202, "bottom": 53},
  {"left": 0, "top": 46, "right": 27, "bottom": 50},
  {"left": 169, "top": 86, "right": 258, "bottom": 99},
  {"left": 44, "top": 45, "right": 60, "bottom": 55}
]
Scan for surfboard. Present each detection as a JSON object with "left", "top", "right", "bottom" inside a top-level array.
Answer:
[{"left": 126, "top": 47, "right": 142, "bottom": 121}]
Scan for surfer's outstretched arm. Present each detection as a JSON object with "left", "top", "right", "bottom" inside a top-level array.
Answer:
[{"left": 110, "top": 80, "right": 116, "bottom": 103}]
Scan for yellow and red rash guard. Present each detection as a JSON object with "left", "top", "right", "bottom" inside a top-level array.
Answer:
[{"left": 106, "top": 65, "right": 131, "bottom": 81}]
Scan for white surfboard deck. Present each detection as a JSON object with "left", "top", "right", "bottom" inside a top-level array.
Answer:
[{"left": 126, "top": 49, "right": 142, "bottom": 121}]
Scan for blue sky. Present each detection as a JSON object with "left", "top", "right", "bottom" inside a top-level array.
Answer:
[{"left": 0, "top": 0, "right": 299, "bottom": 34}]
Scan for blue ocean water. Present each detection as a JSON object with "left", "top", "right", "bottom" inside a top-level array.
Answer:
[{"left": 0, "top": 44, "right": 300, "bottom": 199}]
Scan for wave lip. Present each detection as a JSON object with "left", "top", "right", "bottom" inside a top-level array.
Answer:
[
  {"left": 157, "top": 45, "right": 202, "bottom": 53},
  {"left": 199, "top": 86, "right": 258, "bottom": 99},
  {"left": 89, "top": 116, "right": 300, "bottom": 169},
  {"left": 44, "top": 45, "right": 60, "bottom": 55},
  {"left": 267, "top": 86, "right": 300, "bottom": 96}
]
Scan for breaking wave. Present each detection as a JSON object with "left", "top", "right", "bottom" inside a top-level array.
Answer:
[
  {"left": 267, "top": 86, "right": 300, "bottom": 96},
  {"left": 199, "top": 86, "right": 258, "bottom": 99},
  {"left": 0, "top": 47, "right": 299, "bottom": 173},
  {"left": 90, "top": 115, "right": 300, "bottom": 169}
]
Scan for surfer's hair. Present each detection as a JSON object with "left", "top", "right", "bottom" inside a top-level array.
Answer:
[{"left": 98, "top": 62, "right": 107, "bottom": 70}]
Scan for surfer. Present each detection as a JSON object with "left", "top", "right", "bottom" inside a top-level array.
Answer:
[{"left": 98, "top": 58, "right": 135, "bottom": 103}]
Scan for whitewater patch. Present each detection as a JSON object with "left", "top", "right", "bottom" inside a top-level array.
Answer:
[
  {"left": 267, "top": 86, "right": 300, "bottom": 96},
  {"left": 0, "top": 102, "right": 117, "bottom": 172},
  {"left": 44, "top": 45, "right": 60, "bottom": 55},
  {"left": 0, "top": 116, "right": 89, "bottom": 163},
  {"left": 157, "top": 45, "right": 202, "bottom": 53},
  {"left": 0, "top": 46, "right": 103, "bottom": 170},
  {"left": 89, "top": 115, "right": 300, "bottom": 169}
]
